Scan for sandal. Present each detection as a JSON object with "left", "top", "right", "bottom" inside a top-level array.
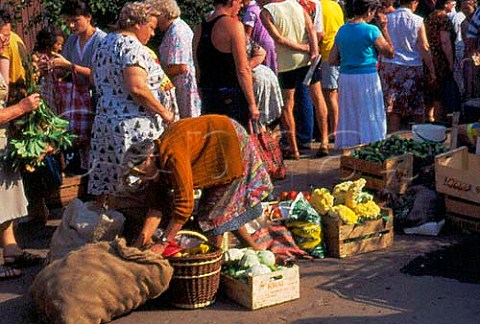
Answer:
[
  {"left": 0, "top": 265, "right": 22, "bottom": 280},
  {"left": 283, "top": 150, "right": 300, "bottom": 160},
  {"left": 314, "top": 147, "right": 329, "bottom": 159},
  {"left": 3, "top": 251, "right": 42, "bottom": 268}
]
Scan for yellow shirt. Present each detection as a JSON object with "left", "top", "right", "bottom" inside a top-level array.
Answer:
[
  {"left": 320, "top": 0, "right": 344, "bottom": 61},
  {"left": 0, "top": 32, "right": 27, "bottom": 86}
]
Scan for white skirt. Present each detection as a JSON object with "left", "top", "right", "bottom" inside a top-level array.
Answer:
[
  {"left": 253, "top": 65, "right": 283, "bottom": 126},
  {"left": 335, "top": 72, "right": 387, "bottom": 149}
]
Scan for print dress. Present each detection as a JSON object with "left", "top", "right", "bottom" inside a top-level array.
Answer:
[{"left": 88, "top": 33, "right": 178, "bottom": 195}]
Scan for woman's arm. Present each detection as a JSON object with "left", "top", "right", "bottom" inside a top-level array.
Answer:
[
  {"left": 260, "top": 9, "right": 310, "bottom": 53},
  {"left": 374, "top": 34, "right": 395, "bottom": 59},
  {"left": 0, "top": 94, "right": 41, "bottom": 125},
  {"left": 50, "top": 52, "right": 91, "bottom": 78},
  {"left": 0, "top": 58, "right": 9, "bottom": 89},
  {"left": 192, "top": 24, "right": 202, "bottom": 85},
  {"left": 230, "top": 20, "right": 259, "bottom": 120},
  {"left": 304, "top": 10, "right": 319, "bottom": 61},
  {"left": 440, "top": 30, "right": 454, "bottom": 71},
  {"left": 417, "top": 24, "right": 436, "bottom": 81},
  {"left": 123, "top": 66, "right": 175, "bottom": 123},
  {"left": 329, "top": 43, "right": 340, "bottom": 66},
  {"left": 164, "top": 64, "right": 187, "bottom": 79}
]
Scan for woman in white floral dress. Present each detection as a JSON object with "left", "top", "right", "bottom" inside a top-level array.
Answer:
[{"left": 89, "top": 2, "right": 178, "bottom": 202}]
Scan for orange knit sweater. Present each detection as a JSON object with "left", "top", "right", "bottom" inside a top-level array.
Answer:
[{"left": 151, "top": 115, "right": 244, "bottom": 225}]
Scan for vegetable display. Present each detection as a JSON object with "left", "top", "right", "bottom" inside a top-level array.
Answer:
[
  {"left": 222, "top": 248, "right": 282, "bottom": 280},
  {"left": 311, "top": 178, "right": 383, "bottom": 225},
  {"left": 1, "top": 99, "right": 75, "bottom": 172},
  {"left": 350, "top": 135, "right": 447, "bottom": 163}
]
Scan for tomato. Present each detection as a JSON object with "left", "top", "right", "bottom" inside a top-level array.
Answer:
[
  {"left": 287, "top": 190, "right": 298, "bottom": 200},
  {"left": 303, "top": 191, "right": 312, "bottom": 202},
  {"left": 271, "top": 207, "right": 282, "bottom": 219},
  {"left": 280, "top": 191, "right": 289, "bottom": 201}
]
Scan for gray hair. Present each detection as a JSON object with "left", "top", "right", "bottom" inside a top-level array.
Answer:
[
  {"left": 116, "top": 1, "right": 160, "bottom": 30},
  {"left": 119, "top": 139, "right": 157, "bottom": 191},
  {"left": 145, "top": 0, "right": 181, "bottom": 20}
]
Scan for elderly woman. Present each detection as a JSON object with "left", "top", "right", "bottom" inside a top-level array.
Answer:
[
  {"left": 121, "top": 115, "right": 273, "bottom": 254},
  {"left": 330, "top": 0, "right": 394, "bottom": 148},
  {"left": 88, "top": 2, "right": 177, "bottom": 206},
  {"left": 193, "top": 0, "right": 259, "bottom": 129},
  {"left": 380, "top": 0, "right": 436, "bottom": 132},
  {"left": 0, "top": 54, "right": 41, "bottom": 278},
  {"left": 146, "top": 0, "right": 201, "bottom": 119}
]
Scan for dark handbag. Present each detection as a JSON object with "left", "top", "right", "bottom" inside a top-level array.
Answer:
[{"left": 249, "top": 120, "right": 286, "bottom": 181}]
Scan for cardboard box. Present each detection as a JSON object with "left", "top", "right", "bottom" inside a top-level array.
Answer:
[
  {"left": 221, "top": 265, "right": 300, "bottom": 310},
  {"left": 323, "top": 208, "right": 394, "bottom": 258},
  {"left": 435, "top": 147, "right": 480, "bottom": 232}
]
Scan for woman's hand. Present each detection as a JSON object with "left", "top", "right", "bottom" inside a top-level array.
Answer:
[
  {"left": 161, "top": 110, "right": 175, "bottom": 125},
  {"left": 19, "top": 94, "right": 41, "bottom": 114},
  {"left": 50, "top": 52, "right": 72, "bottom": 69},
  {"left": 249, "top": 103, "right": 260, "bottom": 121}
]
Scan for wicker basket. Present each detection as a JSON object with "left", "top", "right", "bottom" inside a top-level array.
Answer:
[{"left": 167, "top": 231, "right": 223, "bottom": 309}]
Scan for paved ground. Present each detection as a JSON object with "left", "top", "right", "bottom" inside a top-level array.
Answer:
[{"left": 1, "top": 146, "right": 480, "bottom": 324}]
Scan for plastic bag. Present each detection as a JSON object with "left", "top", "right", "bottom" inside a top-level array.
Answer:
[{"left": 285, "top": 193, "right": 326, "bottom": 258}]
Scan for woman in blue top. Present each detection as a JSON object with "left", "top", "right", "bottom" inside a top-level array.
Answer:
[{"left": 329, "top": 0, "right": 394, "bottom": 148}]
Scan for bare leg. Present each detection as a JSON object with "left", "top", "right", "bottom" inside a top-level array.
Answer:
[
  {"left": 0, "top": 221, "right": 22, "bottom": 256},
  {"left": 309, "top": 82, "right": 329, "bottom": 157},
  {"left": 323, "top": 88, "right": 338, "bottom": 139},
  {"left": 281, "top": 88, "right": 299, "bottom": 158},
  {"left": 388, "top": 112, "right": 402, "bottom": 133},
  {"left": 234, "top": 225, "right": 261, "bottom": 250}
]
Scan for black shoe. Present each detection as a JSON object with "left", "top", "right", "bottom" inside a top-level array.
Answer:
[{"left": 314, "top": 147, "right": 329, "bottom": 158}]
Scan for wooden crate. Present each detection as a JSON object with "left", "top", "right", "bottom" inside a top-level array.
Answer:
[
  {"left": 340, "top": 147, "right": 413, "bottom": 194},
  {"left": 435, "top": 147, "right": 480, "bottom": 231},
  {"left": 46, "top": 175, "right": 88, "bottom": 208},
  {"left": 221, "top": 265, "right": 300, "bottom": 310},
  {"left": 323, "top": 208, "right": 394, "bottom": 258}
]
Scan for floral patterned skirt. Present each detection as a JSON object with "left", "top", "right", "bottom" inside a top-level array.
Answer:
[
  {"left": 196, "top": 120, "right": 273, "bottom": 236},
  {"left": 379, "top": 62, "right": 425, "bottom": 117}
]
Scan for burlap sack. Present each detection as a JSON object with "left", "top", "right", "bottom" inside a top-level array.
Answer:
[
  {"left": 30, "top": 238, "right": 173, "bottom": 324},
  {"left": 48, "top": 199, "right": 125, "bottom": 262}
]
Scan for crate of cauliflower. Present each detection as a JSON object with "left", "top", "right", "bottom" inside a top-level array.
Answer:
[
  {"left": 311, "top": 178, "right": 394, "bottom": 258},
  {"left": 221, "top": 248, "right": 300, "bottom": 310}
]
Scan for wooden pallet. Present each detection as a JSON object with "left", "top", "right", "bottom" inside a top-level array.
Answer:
[
  {"left": 340, "top": 148, "right": 413, "bottom": 194},
  {"left": 323, "top": 208, "right": 394, "bottom": 258}
]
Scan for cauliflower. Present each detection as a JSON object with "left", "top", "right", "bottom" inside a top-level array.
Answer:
[
  {"left": 239, "top": 253, "right": 260, "bottom": 268},
  {"left": 332, "top": 181, "right": 353, "bottom": 205},
  {"left": 358, "top": 191, "right": 374, "bottom": 203},
  {"left": 257, "top": 250, "right": 276, "bottom": 267},
  {"left": 246, "top": 264, "right": 272, "bottom": 276},
  {"left": 354, "top": 200, "right": 381, "bottom": 219},
  {"left": 223, "top": 248, "right": 244, "bottom": 263},
  {"left": 310, "top": 188, "right": 334, "bottom": 215},
  {"left": 329, "top": 204, "right": 358, "bottom": 225},
  {"left": 345, "top": 178, "right": 367, "bottom": 209}
]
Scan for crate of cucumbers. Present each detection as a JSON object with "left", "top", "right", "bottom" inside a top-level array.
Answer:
[
  {"left": 341, "top": 135, "right": 449, "bottom": 194},
  {"left": 221, "top": 248, "right": 300, "bottom": 310}
]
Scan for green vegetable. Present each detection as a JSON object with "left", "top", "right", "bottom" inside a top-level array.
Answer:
[{"left": 0, "top": 99, "right": 76, "bottom": 172}]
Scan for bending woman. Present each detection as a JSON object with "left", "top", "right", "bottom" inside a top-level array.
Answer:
[{"left": 121, "top": 115, "right": 273, "bottom": 254}]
